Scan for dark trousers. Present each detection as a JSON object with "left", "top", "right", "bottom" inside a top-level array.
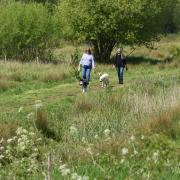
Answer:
[{"left": 117, "top": 66, "right": 124, "bottom": 83}]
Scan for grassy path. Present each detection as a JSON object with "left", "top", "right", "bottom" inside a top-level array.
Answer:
[{"left": 0, "top": 67, "right": 179, "bottom": 113}]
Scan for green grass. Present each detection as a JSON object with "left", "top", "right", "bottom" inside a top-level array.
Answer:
[{"left": 0, "top": 35, "right": 180, "bottom": 179}]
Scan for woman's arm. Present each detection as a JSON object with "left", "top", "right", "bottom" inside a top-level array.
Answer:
[{"left": 92, "top": 55, "right": 95, "bottom": 69}]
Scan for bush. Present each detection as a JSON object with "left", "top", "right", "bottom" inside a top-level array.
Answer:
[{"left": 0, "top": 2, "right": 60, "bottom": 62}]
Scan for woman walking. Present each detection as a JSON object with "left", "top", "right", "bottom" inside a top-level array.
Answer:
[
  {"left": 78, "top": 48, "right": 95, "bottom": 90},
  {"left": 113, "top": 48, "right": 128, "bottom": 84}
]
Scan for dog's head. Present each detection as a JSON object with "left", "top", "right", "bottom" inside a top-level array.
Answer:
[{"left": 79, "top": 78, "right": 88, "bottom": 86}]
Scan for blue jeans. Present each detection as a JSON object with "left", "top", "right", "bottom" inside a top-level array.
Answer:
[
  {"left": 82, "top": 65, "right": 92, "bottom": 83},
  {"left": 117, "top": 66, "right": 124, "bottom": 83}
]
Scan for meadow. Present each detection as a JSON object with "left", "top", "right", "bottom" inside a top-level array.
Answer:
[{"left": 0, "top": 35, "right": 180, "bottom": 179}]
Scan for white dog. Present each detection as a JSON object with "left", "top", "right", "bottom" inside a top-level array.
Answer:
[{"left": 99, "top": 73, "right": 109, "bottom": 88}]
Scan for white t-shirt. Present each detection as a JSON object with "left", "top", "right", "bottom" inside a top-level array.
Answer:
[{"left": 80, "top": 53, "right": 95, "bottom": 68}]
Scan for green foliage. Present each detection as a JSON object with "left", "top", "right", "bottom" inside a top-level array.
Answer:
[
  {"left": 174, "top": 0, "right": 180, "bottom": 31},
  {"left": 0, "top": 2, "right": 61, "bottom": 61},
  {"left": 59, "top": 0, "right": 175, "bottom": 62},
  {"left": 0, "top": 127, "right": 44, "bottom": 177}
]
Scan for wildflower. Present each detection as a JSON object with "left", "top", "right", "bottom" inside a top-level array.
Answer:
[
  {"left": 134, "top": 149, "right": 138, "bottom": 155},
  {"left": 81, "top": 176, "right": 89, "bottom": 180},
  {"left": 18, "top": 106, "right": 23, "bottom": 113},
  {"left": 34, "top": 100, "right": 43, "bottom": 109},
  {"left": 130, "top": 135, "right": 135, "bottom": 141},
  {"left": 70, "top": 125, "right": 78, "bottom": 135},
  {"left": 7, "top": 138, "right": 13, "bottom": 144},
  {"left": 121, "top": 147, "right": 129, "bottom": 155},
  {"left": 0, "top": 155, "right": 4, "bottom": 159},
  {"left": 94, "top": 134, "right": 99, "bottom": 139},
  {"left": 59, "top": 164, "right": 67, "bottom": 170},
  {"left": 86, "top": 147, "right": 93, "bottom": 155},
  {"left": 0, "top": 146, "right": 4, "bottom": 150},
  {"left": 34, "top": 148, "right": 38, "bottom": 152},
  {"left": 5, "top": 149, "right": 10, "bottom": 155},
  {"left": 61, "top": 168, "right": 71, "bottom": 176},
  {"left": 16, "top": 127, "right": 27, "bottom": 135},
  {"left": 146, "top": 157, "right": 150, "bottom": 161},
  {"left": 0, "top": 138, "right": 4, "bottom": 143},
  {"left": 82, "top": 137, "right": 87, "bottom": 143},
  {"left": 29, "top": 132, "right": 35, "bottom": 136},
  {"left": 71, "top": 173, "right": 78, "bottom": 179},
  {"left": 104, "top": 129, "right": 110, "bottom": 137},
  {"left": 120, "top": 159, "right": 125, "bottom": 164},
  {"left": 27, "top": 112, "right": 34, "bottom": 119},
  {"left": 141, "top": 135, "right": 145, "bottom": 140},
  {"left": 152, "top": 151, "right": 159, "bottom": 163}
]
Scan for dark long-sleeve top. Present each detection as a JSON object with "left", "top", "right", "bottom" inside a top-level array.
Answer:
[{"left": 114, "top": 53, "right": 127, "bottom": 67}]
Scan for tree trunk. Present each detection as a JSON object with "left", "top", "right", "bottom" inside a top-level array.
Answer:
[{"left": 92, "top": 38, "right": 116, "bottom": 63}]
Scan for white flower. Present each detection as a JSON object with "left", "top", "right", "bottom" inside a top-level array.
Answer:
[
  {"left": 18, "top": 106, "right": 23, "bottom": 113},
  {"left": 0, "top": 155, "right": 4, "bottom": 159},
  {"left": 94, "top": 134, "right": 99, "bottom": 139},
  {"left": 70, "top": 125, "right": 78, "bottom": 135},
  {"left": 120, "top": 159, "right": 125, "bottom": 164},
  {"left": 81, "top": 176, "right": 89, "bottom": 180},
  {"left": 27, "top": 112, "right": 34, "bottom": 119},
  {"left": 71, "top": 173, "right": 78, "bottom": 179},
  {"left": 5, "top": 149, "right": 10, "bottom": 155},
  {"left": 7, "top": 138, "right": 13, "bottom": 144},
  {"left": 0, "top": 146, "right": 4, "bottom": 150},
  {"left": 134, "top": 150, "right": 138, "bottom": 155},
  {"left": 82, "top": 137, "right": 87, "bottom": 143},
  {"left": 16, "top": 127, "right": 27, "bottom": 135},
  {"left": 146, "top": 157, "right": 151, "bottom": 161},
  {"left": 121, "top": 147, "right": 129, "bottom": 155},
  {"left": 86, "top": 147, "right": 93, "bottom": 155},
  {"left": 141, "top": 135, "right": 145, "bottom": 140},
  {"left": 34, "top": 100, "right": 43, "bottom": 109},
  {"left": 152, "top": 151, "right": 159, "bottom": 163},
  {"left": 29, "top": 132, "right": 35, "bottom": 136},
  {"left": 104, "top": 129, "right": 110, "bottom": 137},
  {"left": 130, "top": 135, "right": 135, "bottom": 141},
  {"left": 16, "top": 127, "right": 23, "bottom": 135},
  {"left": 0, "top": 138, "right": 4, "bottom": 143},
  {"left": 61, "top": 168, "right": 70, "bottom": 176},
  {"left": 35, "top": 103, "right": 43, "bottom": 109},
  {"left": 34, "top": 148, "right": 38, "bottom": 152},
  {"left": 59, "top": 164, "right": 67, "bottom": 170},
  {"left": 37, "top": 138, "right": 42, "bottom": 141}
]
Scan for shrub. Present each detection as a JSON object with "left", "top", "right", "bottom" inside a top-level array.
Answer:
[{"left": 0, "top": 2, "right": 60, "bottom": 61}]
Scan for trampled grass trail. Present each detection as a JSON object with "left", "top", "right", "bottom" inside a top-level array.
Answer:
[{"left": 0, "top": 65, "right": 179, "bottom": 113}]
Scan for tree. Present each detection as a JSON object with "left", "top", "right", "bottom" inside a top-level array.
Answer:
[
  {"left": 59, "top": 0, "right": 175, "bottom": 62},
  {"left": 174, "top": 0, "right": 180, "bottom": 31}
]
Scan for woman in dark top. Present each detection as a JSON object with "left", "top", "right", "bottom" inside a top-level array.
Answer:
[{"left": 113, "top": 48, "right": 128, "bottom": 84}]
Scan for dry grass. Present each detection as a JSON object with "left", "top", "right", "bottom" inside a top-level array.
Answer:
[
  {"left": 74, "top": 96, "right": 93, "bottom": 114},
  {"left": 0, "top": 123, "right": 17, "bottom": 140},
  {"left": 0, "top": 62, "right": 71, "bottom": 84},
  {"left": 0, "top": 79, "right": 15, "bottom": 90},
  {"left": 40, "top": 71, "right": 68, "bottom": 82}
]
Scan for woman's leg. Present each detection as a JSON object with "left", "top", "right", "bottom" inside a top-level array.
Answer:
[
  {"left": 82, "top": 66, "right": 86, "bottom": 79},
  {"left": 86, "top": 67, "right": 92, "bottom": 82},
  {"left": 119, "top": 66, "right": 124, "bottom": 84}
]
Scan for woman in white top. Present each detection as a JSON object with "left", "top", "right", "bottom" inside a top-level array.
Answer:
[{"left": 78, "top": 48, "right": 95, "bottom": 83}]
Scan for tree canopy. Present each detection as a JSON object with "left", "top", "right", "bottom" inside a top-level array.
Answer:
[{"left": 59, "top": 0, "right": 176, "bottom": 62}]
